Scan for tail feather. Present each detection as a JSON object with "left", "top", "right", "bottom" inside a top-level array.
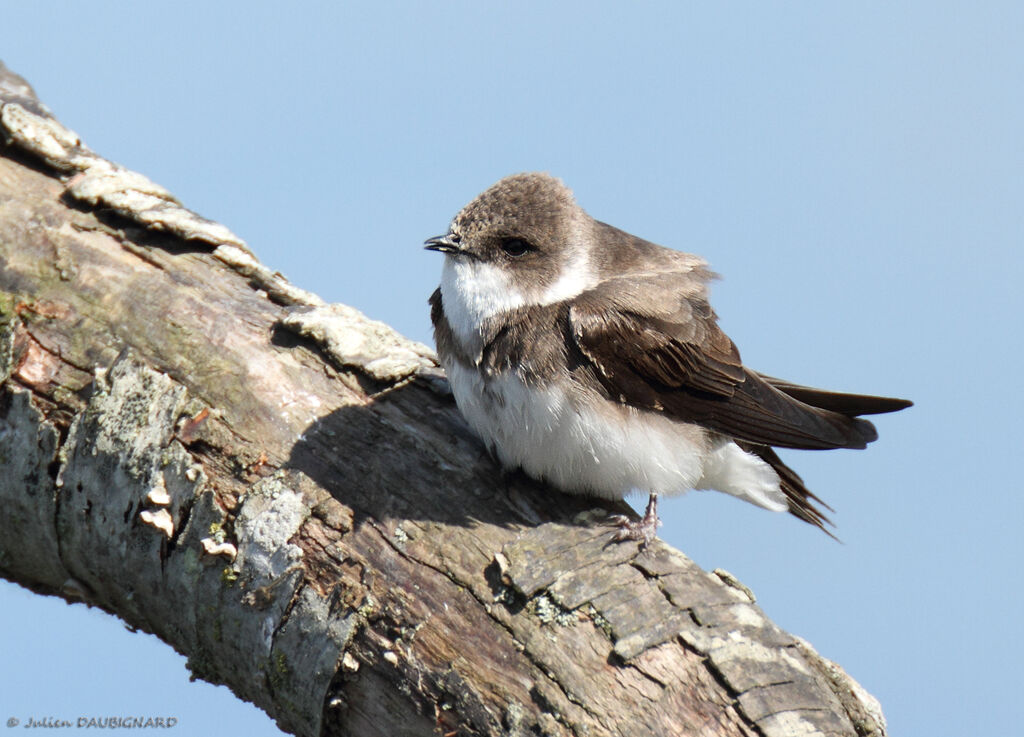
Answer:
[
  {"left": 738, "top": 442, "right": 840, "bottom": 541},
  {"left": 735, "top": 377, "right": 909, "bottom": 540},
  {"left": 758, "top": 373, "right": 913, "bottom": 417}
]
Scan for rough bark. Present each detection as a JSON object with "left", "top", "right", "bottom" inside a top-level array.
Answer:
[{"left": 0, "top": 60, "right": 887, "bottom": 737}]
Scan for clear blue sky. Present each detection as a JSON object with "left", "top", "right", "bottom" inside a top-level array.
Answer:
[{"left": 2, "top": 4, "right": 1021, "bottom": 736}]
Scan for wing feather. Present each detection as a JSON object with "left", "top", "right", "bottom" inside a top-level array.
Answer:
[
  {"left": 758, "top": 374, "right": 913, "bottom": 416},
  {"left": 569, "top": 278, "right": 886, "bottom": 450}
]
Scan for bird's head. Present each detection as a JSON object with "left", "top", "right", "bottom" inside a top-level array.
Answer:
[{"left": 425, "top": 173, "right": 597, "bottom": 331}]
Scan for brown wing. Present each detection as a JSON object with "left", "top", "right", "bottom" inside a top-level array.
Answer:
[
  {"left": 757, "top": 374, "right": 912, "bottom": 416},
  {"left": 568, "top": 277, "right": 882, "bottom": 450}
]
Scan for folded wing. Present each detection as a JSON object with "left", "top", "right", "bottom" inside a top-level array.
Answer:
[{"left": 568, "top": 276, "right": 910, "bottom": 451}]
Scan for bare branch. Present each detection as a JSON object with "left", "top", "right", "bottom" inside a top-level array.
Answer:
[{"left": 0, "top": 60, "right": 885, "bottom": 737}]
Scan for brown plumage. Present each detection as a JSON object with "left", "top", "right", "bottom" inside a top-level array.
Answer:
[{"left": 426, "top": 172, "right": 911, "bottom": 540}]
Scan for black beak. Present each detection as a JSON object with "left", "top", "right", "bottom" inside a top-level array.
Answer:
[{"left": 424, "top": 233, "right": 462, "bottom": 254}]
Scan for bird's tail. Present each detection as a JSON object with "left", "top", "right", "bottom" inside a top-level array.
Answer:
[{"left": 737, "top": 441, "right": 840, "bottom": 541}]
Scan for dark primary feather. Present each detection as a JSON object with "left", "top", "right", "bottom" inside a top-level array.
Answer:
[
  {"left": 565, "top": 273, "right": 912, "bottom": 535},
  {"left": 427, "top": 171, "right": 913, "bottom": 537},
  {"left": 758, "top": 374, "right": 913, "bottom": 416},
  {"left": 737, "top": 442, "right": 839, "bottom": 538},
  {"left": 569, "top": 282, "right": 885, "bottom": 451}
]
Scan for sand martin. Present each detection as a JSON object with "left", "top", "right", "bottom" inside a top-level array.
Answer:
[{"left": 426, "top": 173, "right": 911, "bottom": 543}]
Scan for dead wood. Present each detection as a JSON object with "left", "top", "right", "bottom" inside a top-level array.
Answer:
[{"left": 0, "top": 60, "right": 886, "bottom": 737}]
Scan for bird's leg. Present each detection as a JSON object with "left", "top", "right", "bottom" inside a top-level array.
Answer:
[{"left": 609, "top": 493, "right": 661, "bottom": 545}]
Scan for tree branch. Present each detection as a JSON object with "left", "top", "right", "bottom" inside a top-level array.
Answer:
[{"left": 0, "top": 60, "right": 886, "bottom": 737}]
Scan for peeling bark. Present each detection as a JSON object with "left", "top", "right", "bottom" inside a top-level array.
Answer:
[{"left": 0, "top": 59, "right": 887, "bottom": 737}]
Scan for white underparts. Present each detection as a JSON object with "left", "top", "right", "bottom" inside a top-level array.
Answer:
[
  {"left": 438, "top": 236, "right": 785, "bottom": 512},
  {"left": 444, "top": 361, "right": 786, "bottom": 509},
  {"left": 695, "top": 441, "right": 787, "bottom": 511}
]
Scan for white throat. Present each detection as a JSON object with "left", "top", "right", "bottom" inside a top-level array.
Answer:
[
  {"left": 439, "top": 245, "right": 597, "bottom": 350},
  {"left": 440, "top": 257, "right": 528, "bottom": 348}
]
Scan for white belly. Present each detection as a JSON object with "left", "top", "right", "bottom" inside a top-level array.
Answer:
[{"left": 444, "top": 361, "right": 787, "bottom": 511}]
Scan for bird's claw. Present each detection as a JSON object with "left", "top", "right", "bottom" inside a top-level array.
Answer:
[{"left": 607, "top": 495, "right": 661, "bottom": 546}]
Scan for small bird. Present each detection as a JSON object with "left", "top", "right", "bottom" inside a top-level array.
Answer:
[{"left": 426, "top": 173, "right": 911, "bottom": 543}]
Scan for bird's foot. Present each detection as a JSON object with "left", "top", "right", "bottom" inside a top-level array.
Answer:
[{"left": 608, "top": 494, "right": 661, "bottom": 546}]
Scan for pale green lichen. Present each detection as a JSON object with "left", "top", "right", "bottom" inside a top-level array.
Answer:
[
  {"left": 51, "top": 385, "right": 75, "bottom": 406},
  {"left": 356, "top": 594, "right": 377, "bottom": 619},
  {"left": 492, "top": 585, "right": 509, "bottom": 602},
  {"left": 181, "top": 546, "right": 201, "bottom": 577},
  {"left": 529, "top": 594, "right": 577, "bottom": 627},
  {"left": 208, "top": 521, "right": 226, "bottom": 544},
  {"left": 0, "top": 290, "right": 17, "bottom": 384},
  {"left": 586, "top": 604, "right": 613, "bottom": 639},
  {"left": 264, "top": 651, "right": 292, "bottom": 697},
  {"left": 713, "top": 567, "right": 757, "bottom": 603},
  {"left": 503, "top": 700, "right": 525, "bottom": 734}
]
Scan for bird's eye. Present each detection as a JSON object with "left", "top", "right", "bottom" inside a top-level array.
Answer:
[{"left": 500, "top": 237, "right": 533, "bottom": 257}]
